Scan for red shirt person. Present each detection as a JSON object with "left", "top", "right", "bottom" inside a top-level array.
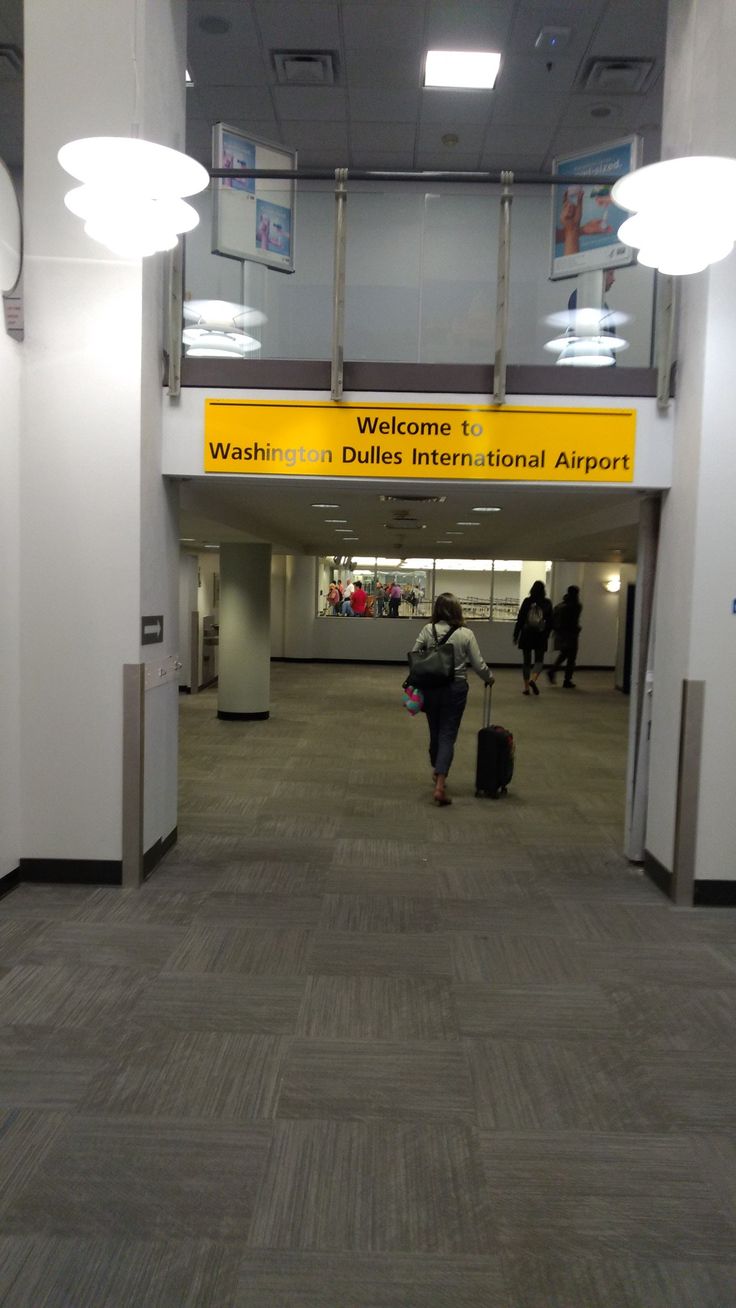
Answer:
[{"left": 350, "top": 581, "right": 367, "bottom": 615}]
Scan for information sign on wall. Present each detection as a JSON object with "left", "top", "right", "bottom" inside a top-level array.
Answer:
[
  {"left": 212, "top": 123, "right": 296, "bottom": 273},
  {"left": 204, "top": 400, "right": 636, "bottom": 484},
  {"left": 550, "top": 136, "right": 641, "bottom": 280}
]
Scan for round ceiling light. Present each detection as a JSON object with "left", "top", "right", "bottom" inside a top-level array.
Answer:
[{"left": 612, "top": 156, "right": 736, "bottom": 274}]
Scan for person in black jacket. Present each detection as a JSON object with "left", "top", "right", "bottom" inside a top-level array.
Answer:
[
  {"left": 547, "top": 585, "right": 583, "bottom": 688},
  {"left": 513, "top": 580, "right": 554, "bottom": 696}
]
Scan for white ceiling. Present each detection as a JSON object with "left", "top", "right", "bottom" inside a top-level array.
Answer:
[
  {"left": 0, "top": 0, "right": 666, "bottom": 562},
  {"left": 179, "top": 473, "right": 644, "bottom": 562}
]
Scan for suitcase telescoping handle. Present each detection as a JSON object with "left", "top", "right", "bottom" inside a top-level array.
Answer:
[{"left": 483, "top": 679, "right": 493, "bottom": 729}]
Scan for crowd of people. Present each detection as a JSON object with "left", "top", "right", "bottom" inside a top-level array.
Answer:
[{"left": 326, "top": 578, "right": 424, "bottom": 617}]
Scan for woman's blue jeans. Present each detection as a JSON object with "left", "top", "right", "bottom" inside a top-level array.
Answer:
[{"left": 423, "top": 679, "right": 469, "bottom": 777}]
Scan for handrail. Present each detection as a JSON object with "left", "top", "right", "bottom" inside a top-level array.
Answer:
[{"left": 209, "top": 167, "right": 618, "bottom": 186}]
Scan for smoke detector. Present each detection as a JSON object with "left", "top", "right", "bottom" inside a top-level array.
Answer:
[{"left": 273, "top": 51, "right": 337, "bottom": 85}]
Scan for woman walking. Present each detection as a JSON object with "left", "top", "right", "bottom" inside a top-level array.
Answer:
[
  {"left": 411, "top": 593, "right": 494, "bottom": 806},
  {"left": 513, "top": 579, "right": 554, "bottom": 696}
]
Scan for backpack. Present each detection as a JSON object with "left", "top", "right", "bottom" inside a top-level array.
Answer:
[{"left": 525, "top": 602, "right": 545, "bottom": 632}]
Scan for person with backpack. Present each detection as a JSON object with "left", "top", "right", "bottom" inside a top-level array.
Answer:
[
  {"left": 410, "top": 592, "right": 494, "bottom": 806},
  {"left": 513, "top": 579, "right": 554, "bottom": 696},
  {"left": 547, "top": 585, "right": 583, "bottom": 687}
]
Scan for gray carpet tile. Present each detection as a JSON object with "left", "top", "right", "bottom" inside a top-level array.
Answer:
[
  {"left": 22, "top": 922, "right": 187, "bottom": 971},
  {"left": 194, "top": 891, "right": 324, "bottom": 928},
  {"left": 296, "top": 975, "right": 460, "bottom": 1041},
  {"left": 246, "top": 1121, "right": 495, "bottom": 1253},
  {"left": 307, "top": 929, "right": 454, "bottom": 977},
  {"left": 453, "top": 982, "right": 622, "bottom": 1040},
  {"left": 165, "top": 924, "right": 315, "bottom": 976},
  {"left": 319, "top": 892, "right": 442, "bottom": 933},
  {"left": 0, "top": 1117, "right": 273, "bottom": 1239},
  {"left": 0, "top": 1027, "right": 110, "bottom": 1111},
  {"left": 0, "top": 1111, "right": 66, "bottom": 1217},
  {"left": 81, "top": 1032, "right": 289, "bottom": 1121},
  {"left": 127, "top": 971, "right": 306, "bottom": 1035},
  {"left": 501, "top": 1252, "right": 736, "bottom": 1308},
  {"left": 233, "top": 1251, "right": 509, "bottom": 1306},
  {"left": 276, "top": 1039, "right": 475, "bottom": 1122},
  {"left": 0, "top": 1237, "right": 242, "bottom": 1308},
  {"left": 0, "top": 963, "right": 147, "bottom": 1030}
]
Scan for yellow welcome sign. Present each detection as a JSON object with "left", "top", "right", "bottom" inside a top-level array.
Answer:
[{"left": 204, "top": 399, "right": 636, "bottom": 484}]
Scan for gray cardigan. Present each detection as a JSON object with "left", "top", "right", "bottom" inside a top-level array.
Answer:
[{"left": 411, "top": 622, "right": 493, "bottom": 684}]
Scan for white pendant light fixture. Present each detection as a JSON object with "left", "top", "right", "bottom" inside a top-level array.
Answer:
[
  {"left": 612, "top": 156, "right": 736, "bottom": 275},
  {"left": 182, "top": 299, "right": 265, "bottom": 358},
  {"left": 58, "top": 137, "right": 209, "bottom": 258}
]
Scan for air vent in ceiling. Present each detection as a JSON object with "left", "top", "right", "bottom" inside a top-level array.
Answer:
[
  {"left": 0, "top": 45, "right": 22, "bottom": 78},
  {"left": 380, "top": 494, "right": 446, "bottom": 504},
  {"left": 273, "top": 50, "right": 337, "bottom": 86},
  {"left": 579, "top": 57, "right": 655, "bottom": 95}
]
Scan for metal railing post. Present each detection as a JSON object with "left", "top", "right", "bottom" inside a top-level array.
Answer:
[
  {"left": 331, "top": 167, "right": 348, "bottom": 402},
  {"left": 493, "top": 171, "right": 514, "bottom": 406},
  {"left": 655, "top": 271, "right": 676, "bottom": 412}
]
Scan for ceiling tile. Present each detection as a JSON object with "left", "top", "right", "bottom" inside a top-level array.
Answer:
[
  {"left": 507, "top": 0, "right": 604, "bottom": 61},
  {"left": 272, "top": 86, "right": 348, "bottom": 121},
  {"left": 196, "top": 85, "right": 278, "bottom": 122},
  {"left": 480, "top": 150, "right": 548, "bottom": 172},
  {"left": 343, "top": 46, "right": 423, "bottom": 91},
  {"left": 590, "top": 0, "right": 667, "bottom": 59},
  {"left": 483, "top": 123, "right": 555, "bottom": 155},
  {"left": 417, "top": 120, "right": 487, "bottom": 153},
  {"left": 426, "top": 0, "right": 513, "bottom": 49},
  {"left": 349, "top": 88, "right": 421, "bottom": 122},
  {"left": 254, "top": 0, "right": 341, "bottom": 49},
  {"left": 280, "top": 119, "right": 350, "bottom": 153},
  {"left": 420, "top": 89, "right": 496, "bottom": 126},
  {"left": 414, "top": 149, "right": 483, "bottom": 171},
  {"left": 342, "top": 1, "right": 427, "bottom": 48},
  {"left": 491, "top": 55, "right": 574, "bottom": 123},
  {"left": 187, "top": 3, "right": 266, "bottom": 86},
  {"left": 348, "top": 149, "right": 418, "bottom": 171},
  {"left": 350, "top": 121, "right": 417, "bottom": 152}
]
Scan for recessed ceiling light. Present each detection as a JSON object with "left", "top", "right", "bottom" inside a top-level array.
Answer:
[
  {"left": 180, "top": 537, "right": 195, "bottom": 542},
  {"left": 472, "top": 506, "right": 501, "bottom": 512},
  {"left": 424, "top": 50, "right": 501, "bottom": 90},
  {"left": 325, "top": 518, "right": 347, "bottom": 522},
  {"left": 456, "top": 522, "right": 480, "bottom": 526},
  {"left": 446, "top": 530, "right": 463, "bottom": 535},
  {"left": 436, "top": 540, "right": 452, "bottom": 544},
  {"left": 312, "top": 503, "right": 340, "bottom": 508},
  {"left": 344, "top": 537, "right": 359, "bottom": 541}
]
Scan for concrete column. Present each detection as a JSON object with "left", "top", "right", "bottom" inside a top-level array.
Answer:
[
  {"left": 218, "top": 544, "right": 272, "bottom": 719},
  {"left": 644, "top": 0, "right": 736, "bottom": 896},
  {"left": 20, "top": 0, "right": 184, "bottom": 876}
]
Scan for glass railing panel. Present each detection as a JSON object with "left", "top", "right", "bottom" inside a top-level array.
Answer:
[
  {"left": 183, "top": 183, "right": 334, "bottom": 360},
  {"left": 507, "top": 186, "right": 656, "bottom": 370}
]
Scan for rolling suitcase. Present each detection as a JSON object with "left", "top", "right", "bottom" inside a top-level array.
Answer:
[{"left": 475, "top": 682, "right": 514, "bottom": 798}]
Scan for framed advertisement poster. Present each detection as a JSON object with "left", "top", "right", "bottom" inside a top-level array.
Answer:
[
  {"left": 212, "top": 123, "right": 297, "bottom": 273},
  {"left": 550, "top": 135, "right": 641, "bottom": 280}
]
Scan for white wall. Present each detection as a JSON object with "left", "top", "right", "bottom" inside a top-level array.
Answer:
[
  {"left": 0, "top": 318, "right": 21, "bottom": 879},
  {"left": 273, "top": 555, "right": 622, "bottom": 669},
  {"left": 178, "top": 553, "right": 198, "bottom": 688}
]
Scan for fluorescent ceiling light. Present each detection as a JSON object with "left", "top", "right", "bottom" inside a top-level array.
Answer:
[
  {"left": 456, "top": 522, "right": 480, "bottom": 526},
  {"left": 445, "top": 530, "right": 463, "bottom": 535},
  {"left": 312, "top": 503, "right": 339, "bottom": 508},
  {"left": 472, "top": 506, "right": 501, "bottom": 513},
  {"left": 425, "top": 49, "right": 501, "bottom": 89},
  {"left": 324, "top": 518, "right": 347, "bottom": 522},
  {"left": 180, "top": 537, "right": 195, "bottom": 542}
]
